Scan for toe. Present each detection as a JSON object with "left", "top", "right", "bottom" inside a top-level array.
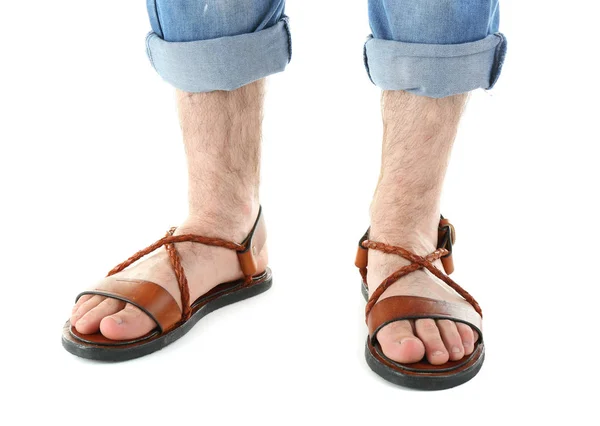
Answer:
[
  {"left": 456, "top": 323, "right": 476, "bottom": 355},
  {"left": 436, "top": 320, "right": 464, "bottom": 361},
  {"left": 376, "top": 320, "right": 425, "bottom": 364},
  {"left": 100, "top": 303, "right": 156, "bottom": 341},
  {"left": 71, "top": 295, "right": 103, "bottom": 326},
  {"left": 75, "top": 298, "right": 125, "bottom": 334},
  {"left": 72, "top": 294, "right": 92, "bottom": 315},
  {"left": 415, "top": 319, "right": 450, "bottom": 365}
]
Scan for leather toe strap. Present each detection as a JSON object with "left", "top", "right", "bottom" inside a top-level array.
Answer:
[
  {"left": 77, "top": 278, "right": 182, "bottom": 333},
  {"left": 367, "top": 296, "right": 483, "bottom": 345}
]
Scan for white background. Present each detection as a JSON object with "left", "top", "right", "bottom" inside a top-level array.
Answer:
[{"left": 1, "top": 1, "right": 598, "bottom": 424}]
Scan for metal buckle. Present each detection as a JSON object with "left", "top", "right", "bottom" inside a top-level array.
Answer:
[{"left": 438, "top": 222, "right": 455, "bottom": 257}]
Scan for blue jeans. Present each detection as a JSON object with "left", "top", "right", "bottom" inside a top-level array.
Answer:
[{"left": 146, "top": 1, "right": 506, "bottom": 98}]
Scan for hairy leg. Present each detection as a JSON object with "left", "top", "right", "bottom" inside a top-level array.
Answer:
[
  {"left": 71, "top": 80, "right": 268, "bottom": 339},
  {"left": 368, "top": 90, "right": 479, "bottom": 365},
  {"left": 179, "top": 81, "right": 264, "bottom": 233}
]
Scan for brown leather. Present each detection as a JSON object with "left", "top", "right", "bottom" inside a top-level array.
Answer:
[
  {"left": 355, "top": 229, "right": 370, "bottom": 283},
  {"left": 164, "top": 228, "right": 192, "bottom": 319},
  {"left": 355, "top": 244, "right": 368, "bottom": 271},
  {"left": 237, "top": 207, "right": 267, "bottom": 279},
  {"left": 77, "top": 279, "right": 182, "bottom": 333},
  {"left": 367, "top": 296, "right": 482, "bottom": 343}
]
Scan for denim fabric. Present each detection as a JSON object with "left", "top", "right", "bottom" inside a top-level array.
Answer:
[
  {"left": 145, "top": 0, "right": 290, "bottom": 92},
  {"left": 365, "top": 0, "right": 507, "bottom": 97},
  {"left": 144, "top": 1, "right": 506, "bottom": 97}
]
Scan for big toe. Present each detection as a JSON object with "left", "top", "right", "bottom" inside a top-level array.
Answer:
[
  {"left": 99, "top": 304, "right": 157, "bottom": 341},
  {"left": 377, "top": 320, "right": 426, "bottom": 364}
]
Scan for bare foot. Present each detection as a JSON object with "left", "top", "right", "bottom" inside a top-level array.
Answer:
[{"left": 366, "top": 231, "right": 479, "bottom": 365}]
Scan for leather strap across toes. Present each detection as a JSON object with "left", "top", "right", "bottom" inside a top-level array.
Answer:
[
  {"left": 70, "top": 278, "right": 182, "bottom": 346},
  {"left": 356, "top": 217, "right": 484, "bottom": 375},
  {"left": 68, "top": 207, "right": 268, "bottom": 347}
]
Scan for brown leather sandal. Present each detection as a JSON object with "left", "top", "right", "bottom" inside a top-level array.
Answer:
[
  {"left": 355, "top": 217, "right": 484, "bottom": 390},
  {"left": 62, "top": 207, "right": 272, "bottom": 361}
]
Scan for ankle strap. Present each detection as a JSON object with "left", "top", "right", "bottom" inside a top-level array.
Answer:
[
  {"left": 237, "top": 206, "right": 267, "bottom": 278},
  {"left": 355, "top": 215, "right": 456, "bottom": 280},
  {"left": 354, "top": 217, "right": 482, "bottom": 320}
]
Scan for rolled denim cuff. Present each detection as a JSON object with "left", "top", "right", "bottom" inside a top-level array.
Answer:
[
  {"left": 146, "top": 17, "right": 292, "bottom": 93},
  {"left": 364, "top": 33, "right": 507, "bottom": 98}
]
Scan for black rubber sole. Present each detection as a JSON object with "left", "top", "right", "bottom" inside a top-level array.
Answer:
[
  {"left": 365, "top": 341, "right": 485, "bottom": 391},
  {"left": 361, "top": 281, "right": 484, "bottom": 390},
  {"left": 62, "top": 274, "right": 272, "bottom": 362}
]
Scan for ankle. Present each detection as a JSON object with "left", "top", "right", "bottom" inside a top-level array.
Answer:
[
  {"left": 369, "top": 206, "right": 439, "bottom": 253},
  {"left": 181, "top": 199, "right": 260, "bottom": 243},
  {"left": 370, "top": 193, "right": 440, "bottom": 256}
]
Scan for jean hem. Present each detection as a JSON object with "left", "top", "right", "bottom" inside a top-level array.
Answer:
[
  {"left": 364, "top": 33, "right": 507, "bottom": 98},
  {"left": 146, "top": 17, "right": 292, "bottom": 93}
]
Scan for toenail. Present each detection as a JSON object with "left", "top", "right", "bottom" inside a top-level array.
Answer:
[
  {"left": 452, "top": 346, "right": 461, "bottom": 353},
  {"left": 432, "top": 350, "right": 446, "bottom": 357},
  {"left": 112, "top": 316, "right": 123, "bottom": 325}
]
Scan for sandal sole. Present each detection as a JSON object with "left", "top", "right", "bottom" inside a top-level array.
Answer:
[{"left": 365, "top": 340, "right": 485, "bottom": 390}]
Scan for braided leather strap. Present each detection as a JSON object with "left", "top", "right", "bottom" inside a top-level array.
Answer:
[
  {"left": 361, "top": 240, "right": 482, "bottom": 321},
  {"left": 107, "top": 230, "right": 246, "bottom": 321}
]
